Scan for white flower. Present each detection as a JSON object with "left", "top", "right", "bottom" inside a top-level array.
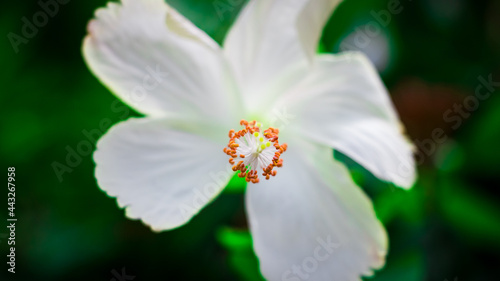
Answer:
[{"left": 83, "top": 0, "right": 416, "bottom": 280}]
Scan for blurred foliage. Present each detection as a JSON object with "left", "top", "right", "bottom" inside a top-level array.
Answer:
[
  {"left": 217, "top": 227, "right": 265, "bottom": 281},
  {"left": 1, "top": 0, "right": 499, "bottom": 280}
]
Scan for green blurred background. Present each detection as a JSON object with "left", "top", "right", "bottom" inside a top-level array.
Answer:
[{"left": 1, "top": 0, "right": 499, "bottom": 280}]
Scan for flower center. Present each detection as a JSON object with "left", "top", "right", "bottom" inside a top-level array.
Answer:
[{"left": 224, "top": 120, "right": 287, "bottom": 184}]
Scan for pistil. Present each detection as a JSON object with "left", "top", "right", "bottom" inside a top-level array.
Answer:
[{"left": 224, "top": 120, "right": 287, "bottom": 183}]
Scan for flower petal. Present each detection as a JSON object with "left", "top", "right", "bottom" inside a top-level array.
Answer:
[
  {"left": 275, "top": 52, "right": 416, "bottom": 188},
  {"left": 83, "top": 0, "right": 241, "bottom": 123},
  {"left": 246, "top": 139, "right": 387, "bottom": 281},
  {"left": 94, "top": 117, "right": 231, "bottom": 231},
  {"left": 223, "top": 0, "right": 342, "bottom": 111}
]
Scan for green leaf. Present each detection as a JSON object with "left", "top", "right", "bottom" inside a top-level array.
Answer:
[
  {"left": 333, "top": 150, "right": 396, "bottom": 199},
  {"left": 217, "top": 227, "right": 265, "bottom": 281},
  {"left": 439, "top": 176, "right": 500, "bottom": 249},
  {"left": 374, "top": 185, "right": 425, "bottom": 225},
  {"left": 461, "top": 92, "right": 500, "bottom": 176},
  {"left": 223, "top": 172, "right": 247, "bottom": 194},
  {"left": 334, "top": 150, "right": 425, "bottom": 225},
  {"left": 433, "top": 140, "right": 465, "bottom": 172}
]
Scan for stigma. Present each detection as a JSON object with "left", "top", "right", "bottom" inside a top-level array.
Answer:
[{"left": 223, "top": 120, "right": 287, "bottom": 184}]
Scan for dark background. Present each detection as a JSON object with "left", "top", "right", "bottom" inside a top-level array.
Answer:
[{"left": 1, "top": 0, "right": 499, "bottom": 280}]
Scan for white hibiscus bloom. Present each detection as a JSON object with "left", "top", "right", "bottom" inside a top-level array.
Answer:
[{"left": 83, "top": 0, "right": 416, "bottom": 280}]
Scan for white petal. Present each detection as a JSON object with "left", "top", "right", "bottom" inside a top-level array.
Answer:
[
  {"left": 246, "top": 139, "right": 387, "bottom": 281},
  {"left": 223, "top": 0, "right": 342, "bottom": 111},
  {"left": 83, "top": 0, "right": 241, "bottom": 123},
  {"left": 94, "top": 117, "right": 231, "bottom": 231},
  {"left": 276, "top": 52, "right": 416, "bottom": 188},
  {"left": 296, "top": 0, "right": 343, "bottom": 60}
]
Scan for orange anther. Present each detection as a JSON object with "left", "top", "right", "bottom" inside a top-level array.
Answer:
[{"left": 224, "top": 119, "right": 287, "bottom": 184}]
